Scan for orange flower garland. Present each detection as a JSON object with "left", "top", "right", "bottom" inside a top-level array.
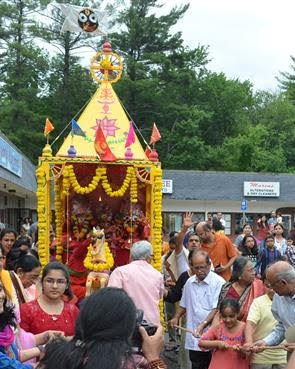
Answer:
[
  {"left": 36, "top": 166, "right": 48, "bottom": 268},
  {"left": 54, "top": 179, "right": 63, "bottom": 262}
]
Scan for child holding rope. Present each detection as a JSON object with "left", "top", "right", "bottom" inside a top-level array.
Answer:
[{"left": 199, "top": 298, "right": 249, "bottom": 369}]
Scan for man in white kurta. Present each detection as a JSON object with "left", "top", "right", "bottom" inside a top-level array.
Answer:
[{"left": 171, "top": 250, "right": 225, "bottom": 369}]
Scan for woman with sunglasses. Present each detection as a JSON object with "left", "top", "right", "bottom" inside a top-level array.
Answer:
[{"left": 20, "top": 262, "right": 79, "bottom": 336}]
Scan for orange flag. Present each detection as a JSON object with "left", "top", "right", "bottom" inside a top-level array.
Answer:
[
  {"left": 94, "top": 124, "right": 117, "bottom": 161},
  {"left": 44, "top": 118, "right": 54, "bottom": 136},
  {"left": 149, "top": 123, "right": 161, "bottom": 145}
]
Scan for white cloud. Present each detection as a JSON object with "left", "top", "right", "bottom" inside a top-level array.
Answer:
[{"left": 163, "top": 0, "right": 295, "bottom": 90}]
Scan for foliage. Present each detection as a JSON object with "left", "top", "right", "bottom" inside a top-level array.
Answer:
[{"left": 0, "top": 0, "right": 295, "bottom": 173}]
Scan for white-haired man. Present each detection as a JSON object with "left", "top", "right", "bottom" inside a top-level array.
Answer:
[
  {"left": 108, "top": 240, "right": 164, "bottom": 324},
  {"left": 253, "top": 261, "right": 295, "bottom": 362}
]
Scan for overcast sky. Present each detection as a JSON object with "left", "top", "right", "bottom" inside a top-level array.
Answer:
[{"left": 162, "top": 0, "right": 295, "bottom": 91}]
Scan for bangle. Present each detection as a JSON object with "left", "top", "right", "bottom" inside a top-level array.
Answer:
[
  {"left": 148, "top": 358, "right": 167, "bottom": 369},
  {"left": 37, "top": 344, "right": 46, "bottom": 354}
]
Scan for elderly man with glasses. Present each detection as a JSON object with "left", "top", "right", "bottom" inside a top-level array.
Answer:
[
  {"left": 170, "top": 250, "right": 225, "bottom": 369},
  {"left": 253, "top": 261, "right": 295, "bottom": 361}
]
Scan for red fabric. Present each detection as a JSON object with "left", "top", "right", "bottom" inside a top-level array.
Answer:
[
  {"left": 20, "top": 299, "right": 79, "bottom": 336},
  {"left": 149, "top": 123, "right": 161, "bottom": 144},
  {"left": 70, "top": 274, "right": 87, "bottom": 301},
  {"left": 227, "top": 286, "right": 240, "bottom": 299},
  {"left": 62, "top": 237, "right": 91, "bottom": 273},
  {"left": 94, "top": 124, "right": 117, "bottom": 161},
  {"left": 114, "top": 248, "right": 130, "bottom": 266},
  {"left": 239, "top": 278, "right": 265, "bottom": 322}
]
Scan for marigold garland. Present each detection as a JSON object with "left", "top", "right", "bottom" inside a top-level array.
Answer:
[
  {"left": 84, "top": 242, "right": 114, "bottom": 272},
  {"left": 54, "top": 179, "right": 63, "bottom": 262},
  {"left": 150, "top": 166, "right": 164, "bottom": 323},
  {"left": 67, "top": 165, "right": 106, "bottom": 195},
  {"left": 62, "top": 164, "right": 138, "bottom": 202},
  {"left": 36, "top": 166, "right": 49, "bottom": 268}
]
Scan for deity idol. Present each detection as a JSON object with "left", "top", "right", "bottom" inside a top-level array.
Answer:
[{"left": 62, "top": 198, "right": 96, "bottom": 301}]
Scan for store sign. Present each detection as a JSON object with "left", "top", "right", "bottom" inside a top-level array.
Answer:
[
  {"left": 0, "top": 137, "right": 22, "bottom": 177},
  {"left": 162, "top": 179, "right": 173, "bottom": 194},
  {"left": 243, "top": 181, "right": 280, "bottom": 197}
]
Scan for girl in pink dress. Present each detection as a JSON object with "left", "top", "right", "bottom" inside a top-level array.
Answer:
[{"left": 199, "top": 298, "right": 249, "bottom": 369}]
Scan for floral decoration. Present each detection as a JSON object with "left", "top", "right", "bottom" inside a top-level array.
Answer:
[{"left": 84, "top": 242, "right": 114, "bottom": 272}]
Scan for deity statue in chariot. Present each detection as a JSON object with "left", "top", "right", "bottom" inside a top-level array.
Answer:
[{"left": 84, "top": 227, "right": 114, "bottom": 296}]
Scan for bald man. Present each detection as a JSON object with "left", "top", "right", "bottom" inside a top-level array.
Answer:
[
  {"left": 254, "top": 261, "right": 295, "bottom": 351},
  {"left": 196, "top": 221, "right": 237, "bottom": 281}
]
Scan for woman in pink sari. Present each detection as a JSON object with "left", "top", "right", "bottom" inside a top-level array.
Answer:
[{"left": 217, "top": 256, "right": 265, "bottom": 321}]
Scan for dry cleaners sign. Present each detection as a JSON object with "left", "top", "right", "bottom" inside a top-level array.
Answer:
[{"left": 244, "top": 181, "right": 280, "bottom": 197}]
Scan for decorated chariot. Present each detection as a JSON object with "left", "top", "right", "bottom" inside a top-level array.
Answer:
[{"left": 36, "top": 42, "right": 163, "bottom": 304}]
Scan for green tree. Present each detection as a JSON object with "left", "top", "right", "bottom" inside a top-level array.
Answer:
[
  {"left": 0, "top": 0, "right": 49, "bottom": 159},
  {"left": 31, "top": 0, "right": 100, "bottom": 130}
]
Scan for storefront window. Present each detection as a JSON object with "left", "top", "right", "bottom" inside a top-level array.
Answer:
[
  {"left": 162, "top": 213, "right": 183, "bottom": 234},
  {"left": 162, "top": 212, "right": 205, "bottom": 234}
]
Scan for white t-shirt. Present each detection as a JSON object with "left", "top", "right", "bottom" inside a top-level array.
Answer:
[{"left": 166, "top": 248, "right": 190, "bottom": 280}]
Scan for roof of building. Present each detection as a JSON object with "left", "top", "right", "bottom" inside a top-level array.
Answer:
[
  {"left": 0, "top": 131, "right": 36, "bottom": 193},
  {"left": 162, "top": 169, "right": 295, "bottom": 202}
]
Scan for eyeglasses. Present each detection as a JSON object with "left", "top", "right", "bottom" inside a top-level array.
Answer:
[
  {"left": 268, "top": 279, "right": 282, "bottom": 289},
  {"left": 43, "top": 278, "right": 67, "bottom": 286},
  {"left": 191, "top": 265, "right": 208, "bottom": 271}
]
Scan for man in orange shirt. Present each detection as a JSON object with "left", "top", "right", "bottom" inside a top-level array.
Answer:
[{"left": 196, "top": 221, "right": 237, "bottom": 281}]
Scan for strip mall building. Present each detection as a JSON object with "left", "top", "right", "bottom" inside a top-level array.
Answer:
[
  {"left": 0, "top": 131, "right": 36, "bottom": 230},
  {"left": 162, "top": 170, "right": 295, "bottom": 237}
]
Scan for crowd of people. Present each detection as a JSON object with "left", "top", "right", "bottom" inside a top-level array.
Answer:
[
  {"left": 162, "top": 211, "right": 295, "bottom": 369},
  {"left": 0, "top": 223, "right": 167, "bottom": 369},
  {"left": 0, "top": 212, "right": 295, "bottom": 369}
]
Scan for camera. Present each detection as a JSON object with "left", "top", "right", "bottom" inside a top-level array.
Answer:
[{"left": 131, "top": 309, "right": 157, "bottom": 349}]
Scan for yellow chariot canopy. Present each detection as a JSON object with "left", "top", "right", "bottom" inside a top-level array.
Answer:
[{"left": 56, "top": 82, "right": 147, "bottom": 160}]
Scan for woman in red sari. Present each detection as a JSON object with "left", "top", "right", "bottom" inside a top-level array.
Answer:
[
  {"left": 217, "top": 256, "right": 265, "bottom": 322},
  {"left": 20, "top": 262, "right": 79, "bottom": 336}
]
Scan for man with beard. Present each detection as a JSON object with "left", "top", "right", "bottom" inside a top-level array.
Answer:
[{"left": 196, "top": 222, "right": 237, "bottom": 281}]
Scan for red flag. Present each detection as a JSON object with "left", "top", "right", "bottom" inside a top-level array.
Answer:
[
  {"left": 94, "top": 124, "right": 117, "bottom": 161},
  {"left": 44, "top": 118, "right": 54, "bottom": 136},
  {"left": 125, "top": 121, "right": 136, "bottom": 148},
  {"left": 145, "top": 146, "right": 151, "bottom": 158},
  {"left": 149, "top": 123, "right": 161, "bottom": 145}
]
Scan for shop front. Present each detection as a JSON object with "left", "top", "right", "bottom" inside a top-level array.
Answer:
[{"left": 162, "top": 170, "right": 295, "bottom": 237}]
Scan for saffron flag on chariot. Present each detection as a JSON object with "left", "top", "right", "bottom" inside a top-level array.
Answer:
[
  {"left": 44, "top": 118, "right": 54, "bottom": 136},
  {"left": 149, "top": 123, "right": 161, "bottom": 145}
]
